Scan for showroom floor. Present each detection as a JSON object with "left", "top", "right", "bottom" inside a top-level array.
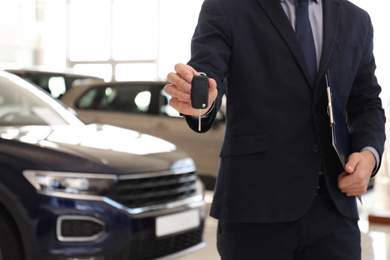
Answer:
[{"left": 176, "top": 159, "right": 390, "bottom": 260}]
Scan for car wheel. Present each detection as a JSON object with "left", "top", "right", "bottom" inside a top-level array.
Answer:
[{"left": 0, "top": 211, "right": 24, "bottom": 260}]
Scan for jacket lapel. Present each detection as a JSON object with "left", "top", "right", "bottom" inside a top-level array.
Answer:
[
  {"left": 257, "top": 0, "right": 342, "bottom": 89},
  {"left": 256, "top": 0, "right": 314, "bottom": 88}
]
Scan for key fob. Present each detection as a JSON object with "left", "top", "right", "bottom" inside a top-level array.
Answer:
[{"left": 191, "top": 74, "right": 209, "bottom": 109}]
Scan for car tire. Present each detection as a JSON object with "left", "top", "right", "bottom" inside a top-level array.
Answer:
[{"left": 0, "top": 210, "right": 24, "bottom": 260}]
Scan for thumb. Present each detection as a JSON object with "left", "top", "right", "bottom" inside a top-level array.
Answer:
[{"left": 345, "top": 153, "right": 359, "bottom": 174}]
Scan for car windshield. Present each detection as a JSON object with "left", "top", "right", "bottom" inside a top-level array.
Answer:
[{"left": 0, "top": 72, "right": 84, "bottom": 126}]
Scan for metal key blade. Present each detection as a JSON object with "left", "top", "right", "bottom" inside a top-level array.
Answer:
[{"left": 198, "top": 109, "right": 201, "bottom": 131}]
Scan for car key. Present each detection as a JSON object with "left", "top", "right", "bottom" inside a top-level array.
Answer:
[{"left": 191, "top": 73, "right": 209, "bottom": 131}]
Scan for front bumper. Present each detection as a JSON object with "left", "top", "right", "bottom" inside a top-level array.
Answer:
[{"left": 26, "top": 179, "right": 207, "bottom": 260}]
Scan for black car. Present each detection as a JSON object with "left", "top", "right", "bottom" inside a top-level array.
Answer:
[
  {"left": 0, "top": 71, "right": 206, "bottom": 260},
  {"left": 4, "top": 68, "right": 103, "bottom": 99}
]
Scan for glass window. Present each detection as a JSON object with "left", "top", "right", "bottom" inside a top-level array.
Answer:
[
  {"left": 0, "top": 2, "right": 19, "bottom": 21},
  {"left": 158, "top": 0, "right": 204, "bottom": 80},
  {"left": 68, "top": 0, "right": 111, "bottom": 61},
  {"left": 0, "top": 74, "right": 82, "bottom": 126},
  {"left": 46, "top": 77, "right": 66, "bottom": 98},
  {"left": 0, "top": 0, "right": 36, "bottom": 22},
  {"left": 76, "top": 88, "right": 99, "bottom": 109},
  {"left": 41, "top": 1, "right": 66, "bottom": 67},
  {"left": 134, "top": 91, "right": 152, "bottom": 112},
  {"left": 77, "top": 84, "right": 152, "bottom": 114},
  {"left": 115, "top": 63, "right": 157, "bottom": 81},
  {"left": 112, "top": 0, "right": 158, "bottom": 61},
  {"left": 20, "top": 0, "right": 37, "bottom": 22},
  {"left": 21, "top": 74, "right": 66, "bottom": 98},
  {"left": 0, "top": 46, "right": 34, "bottom": 66}
]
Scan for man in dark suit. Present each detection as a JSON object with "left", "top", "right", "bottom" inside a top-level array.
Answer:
[{"left": 164, "top": 0, "right": 386, "bottom": 259}]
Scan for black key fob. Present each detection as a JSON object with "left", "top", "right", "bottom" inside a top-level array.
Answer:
[{"left": 191, "top": 73, "right": 209, "bottom": 109}]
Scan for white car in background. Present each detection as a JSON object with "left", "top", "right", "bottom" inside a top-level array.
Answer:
[{"left": 60, "top": 81, "right": 226, "bottom": 190}]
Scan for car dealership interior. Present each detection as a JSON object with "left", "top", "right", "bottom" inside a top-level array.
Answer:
[{"left": 0, "top": 0, "right": 389, "bottom": 260}]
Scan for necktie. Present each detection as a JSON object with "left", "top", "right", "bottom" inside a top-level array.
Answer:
[{"left": 296, "top": 0, "right": 317, "bottom": 84}]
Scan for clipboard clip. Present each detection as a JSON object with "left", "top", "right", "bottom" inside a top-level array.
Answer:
[{"left": 326, "top": 73, "right": 334, "bottom": 127}]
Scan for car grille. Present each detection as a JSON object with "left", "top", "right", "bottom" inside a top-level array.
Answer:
[
  {"left": 105, "top": 225, "right": 204, "bottom": 260},
  {"left": 104, "top": 171, "right": 198, "bottom": 209}
]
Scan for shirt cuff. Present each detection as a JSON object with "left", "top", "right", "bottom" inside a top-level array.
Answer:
[{"left": 360, "top": 146, "right": 380, "bottom": 175}]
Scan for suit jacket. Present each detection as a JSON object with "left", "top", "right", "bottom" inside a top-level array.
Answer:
[{"left": 185, "top": 0, "right": 386, "bottom": 222}]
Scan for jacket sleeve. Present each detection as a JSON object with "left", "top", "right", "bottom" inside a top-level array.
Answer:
[
  {"left": 346, "top": 13, "right": 386, "bottom": 175},
  {"left": 185, "top": 0, "right": 232, "bottom": 133}
]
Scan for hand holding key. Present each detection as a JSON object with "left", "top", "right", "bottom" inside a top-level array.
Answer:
[
  {"left": 164, "top": 63, "right": 217, "bottom": 119},
  {"left": 191, "top": 73, "right": 209, "bottom": 131}
]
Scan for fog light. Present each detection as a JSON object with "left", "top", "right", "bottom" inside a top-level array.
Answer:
[{"left": 57, "top": 215, "right": 106, "bottom": 242}]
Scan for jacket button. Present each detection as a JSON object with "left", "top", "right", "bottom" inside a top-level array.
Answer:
[{"left": 312, "top": 144, "right": 320, "bottom": 153}]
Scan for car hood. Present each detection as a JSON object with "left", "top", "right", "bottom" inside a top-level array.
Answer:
[{"left": 0, "top": 124, "right": 191, "bottom": 174}]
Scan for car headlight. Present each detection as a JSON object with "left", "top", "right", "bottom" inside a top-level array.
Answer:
[
  {"left": 170, "top": 158, "right": 196, "bottom": 171},
  {"left": 23, "top": 170, "right": 116, "bottom": 198}
]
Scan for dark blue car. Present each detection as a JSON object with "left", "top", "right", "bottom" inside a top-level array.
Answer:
[{"left": 0, "top": 71, "right": 206, "bottom": 260}]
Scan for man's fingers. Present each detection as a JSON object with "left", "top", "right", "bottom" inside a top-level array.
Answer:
[
  {"left": 338, "top": 164, "right": 371, "bottom": 197},
  {"left": 209, "top": 78, "right": 217, "bottom": 90},
  {"left": 338, "top": 171, "right": 350, "bottom": 189},
  {"left": 167, "top": 63, "right": 197, "bottom": 93},
  {"left": 164, "top": 84, "right": 191, "bottom": 102},
  {"left": 174, "top": 63, "right": 197, "bottom": 82},
  {"left": 166, "top": 72, "right": 191, "bottom": 92},
  {"left": 338, "top": 173, "right": 358, "bottom": 196},
  {"left": 169, "top": 97, "right": 191, "bottom": 112}
]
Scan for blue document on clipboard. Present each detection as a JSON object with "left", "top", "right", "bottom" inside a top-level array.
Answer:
[{"left": 326, "top": 72, "right": 351, "bottom": 168}]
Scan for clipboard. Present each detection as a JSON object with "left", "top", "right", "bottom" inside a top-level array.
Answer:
[
  {"left": 326, "top": 72, "right": 350, "bottom": 168},
  {"left": 326, "top": 72, "right": 361, "bottom": 202}
]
